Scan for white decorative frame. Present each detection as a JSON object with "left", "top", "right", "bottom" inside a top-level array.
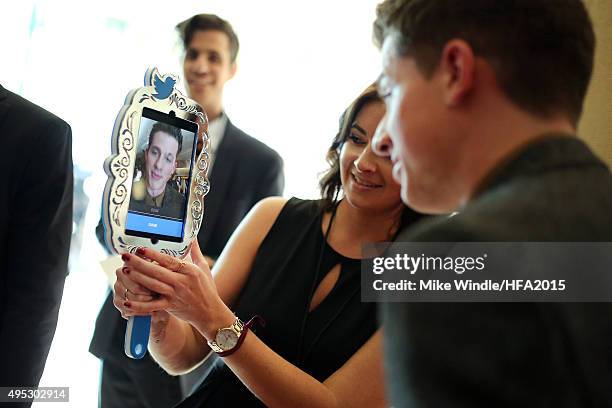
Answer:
[{"left": 102, "top": 68, "right": 210, "bottom": 259}]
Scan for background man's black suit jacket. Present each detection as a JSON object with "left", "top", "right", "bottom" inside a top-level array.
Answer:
[
  {"left": 384, "top": 136, "right": 612, "bottom": 407},
  {"left": 0, "top": 85, "right": 73, "bottom": 391}
]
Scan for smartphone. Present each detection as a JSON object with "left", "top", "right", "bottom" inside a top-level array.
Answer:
[{"left": 124, "top": 107, "right": 198, "bottom": 243}]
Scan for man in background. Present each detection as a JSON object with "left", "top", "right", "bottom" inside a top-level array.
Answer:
[
  {"left": 0, "top": 84, "right": 73, "bottom": 407},
  {"left": 372, "top": 0, "right": 612, "bottom": 406},
  {"left": 90, "top": 13, "right": 284, "bottom": 408}
]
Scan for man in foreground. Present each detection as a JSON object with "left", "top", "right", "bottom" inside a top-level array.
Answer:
[{"left": 372, "top": 0, "right": 612, "bottom": 406}]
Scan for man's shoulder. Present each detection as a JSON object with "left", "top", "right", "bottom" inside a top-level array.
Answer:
[
  {"left": 157, "top": 186, "right": 185, "bottom": 220},
  {"left": 399, "top": 170, "right": 612, "bottom": 242},
  {"left": 1, "top": 86, "right": 69, "bottom": 132},
  {"left": 165, "top": 185, "right": 186, "bottom": 205},
  {"left": 396, "top": 213, "right": 486, "bottom": 242},
  {"left": 226, "top": 121, "right": 281, "bottom": 162}
]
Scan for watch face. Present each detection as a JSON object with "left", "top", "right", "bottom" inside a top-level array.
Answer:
[{"left": 216, "top": 328, "right": 239, "bottom": 350}]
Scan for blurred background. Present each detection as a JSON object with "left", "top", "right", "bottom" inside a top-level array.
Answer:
[{"left": 0, "top": 0, "right": 610, "bottom": 407}]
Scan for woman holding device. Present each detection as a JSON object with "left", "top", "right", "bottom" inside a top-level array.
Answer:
[{"left": 114, "top": 84, "right": 424, "bottom": 407}]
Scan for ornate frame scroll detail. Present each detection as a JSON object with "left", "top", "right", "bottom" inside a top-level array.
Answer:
[{"left": 102, "top": 68, "right": 210, "bottom": 258}]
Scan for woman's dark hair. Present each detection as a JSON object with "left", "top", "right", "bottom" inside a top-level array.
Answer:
[
  {"left": 319, "top": 84, "right": 381, "bottom": 211},
  {"left": 319, "top": 84, "right": 425, "bottom": 231}
]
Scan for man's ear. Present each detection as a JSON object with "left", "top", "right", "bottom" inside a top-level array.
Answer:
[
  {"left": 229, "top": 62, "right": 237, "bottom": 80},
  {"left": 439, "top": 39, "right": 475, "bottom": 106}
]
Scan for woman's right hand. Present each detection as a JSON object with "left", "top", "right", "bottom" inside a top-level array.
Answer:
[
  {"left": 113, "top": 264, "right": 173, "bottom": 342},
  {"left": 113, "top": 264, "right": 157, "bottom": 319}
]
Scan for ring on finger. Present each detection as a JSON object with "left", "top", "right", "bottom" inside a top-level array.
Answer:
[
  {"left": 176, "top": 261, "right": 186, "bottom": 273},
  {"left": 124, "top": 287, "right": 129, "bottom": 301}
]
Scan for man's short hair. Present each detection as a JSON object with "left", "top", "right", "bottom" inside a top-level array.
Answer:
[
  {"left": 176, "top": 14, "right": 240, "bottom": 63},
  {"left": 373, "top": 0, "right": 595, "bottom": 125},
  {"left": 148, "top": 122, "right": 183, "bottom": 156}
]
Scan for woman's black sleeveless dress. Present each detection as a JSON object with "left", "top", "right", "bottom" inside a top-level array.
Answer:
[{"left": 176, "top": 198, "right": 378, "bottom": 407}]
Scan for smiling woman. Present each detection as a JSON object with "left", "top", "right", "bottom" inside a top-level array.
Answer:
[
  {"left": 320, "top": 85, "right": 414, "bottom": 229},
  {"left": 340, "top": 100, "right": 400, "bottom": 211},
  {"left": 112, "top": 85, "right": 425, "bottom": 407}
]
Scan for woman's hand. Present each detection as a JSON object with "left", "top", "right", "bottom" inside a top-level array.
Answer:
[
  {"left": 113, "top": 265, "right": 156, "bottom": 319},
  {"left": 116, "top": 241, "right": 235, "bottom": 340},
  {"left": 113, "top": 264, "right": 174, "bottom": 342}
]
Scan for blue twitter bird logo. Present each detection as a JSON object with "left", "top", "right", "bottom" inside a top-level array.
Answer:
[{"left": 152, "top": 73, "right": 176, "bottom": 99}]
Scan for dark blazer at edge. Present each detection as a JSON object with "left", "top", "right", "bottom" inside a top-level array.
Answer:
[{"left": 0, "top": 85, "right": 73, "bottom": 389}]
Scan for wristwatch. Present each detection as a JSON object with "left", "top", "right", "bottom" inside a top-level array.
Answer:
[{"left": 207, "top": 317, "right": 244, "bottom": 354}]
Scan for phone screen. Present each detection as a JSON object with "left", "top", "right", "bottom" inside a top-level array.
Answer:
[{"left": 124, "top": 107, "right": 198, "bottom": 243}]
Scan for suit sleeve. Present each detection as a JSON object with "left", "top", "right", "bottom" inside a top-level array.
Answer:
[
  {"left": 0, "top": 118, "right": 73, "bottom": 388},
  {"left": 252, "top": 152, "right": 284, "bottom": 205},
  {"left": 95, "top": 217, "right": 112, "bottom": 254},
  {"left": 95, "top": 218, "right": 106, "bottom": 250}
]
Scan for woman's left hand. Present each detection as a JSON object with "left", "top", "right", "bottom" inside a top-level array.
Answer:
[{"left": 121, "top": 240, "right": 234, "bottom": 340}]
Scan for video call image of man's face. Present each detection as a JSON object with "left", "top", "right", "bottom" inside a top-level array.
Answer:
[
  {"left": 136, "top": 123, "right": 179, "bottom": 202},
  {"left": 126, "top": 117, "right": 194, "bottom": 238}
]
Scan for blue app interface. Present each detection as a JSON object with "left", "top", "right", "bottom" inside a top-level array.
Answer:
[{"left": 125, "top": 212, "right": 184, "bottom": 238}]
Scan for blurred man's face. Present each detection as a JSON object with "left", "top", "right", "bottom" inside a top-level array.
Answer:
[
  {"left": 375, "top": 35, "right": 461, "bottom": 214},
  {"left": 183, "top": 30, "right": 236, "bottom": 113},
  {"left": 145, "top": 131, "right": 178, "bottom": 197}
]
